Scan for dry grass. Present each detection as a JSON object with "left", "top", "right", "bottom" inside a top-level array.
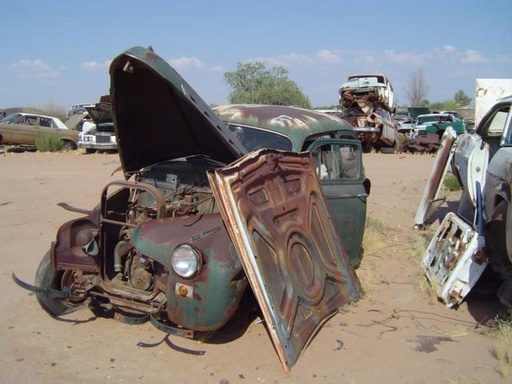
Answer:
[
  {"left": 358, "top": 217, "right": 428, "bottom": 296},
  {"left": 487, "top": 309, "right": 512, "bottom": 379}
]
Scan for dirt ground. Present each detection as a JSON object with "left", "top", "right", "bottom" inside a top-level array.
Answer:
[{"left": 0, "top": 151, "right": 508, "bottom": 384}]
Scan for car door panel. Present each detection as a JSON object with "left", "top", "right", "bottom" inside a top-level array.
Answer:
[{"left": 307, "top": 138, "right": 367, "bottom": 267}]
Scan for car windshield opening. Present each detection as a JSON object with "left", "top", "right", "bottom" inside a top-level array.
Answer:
[{"left": 228, "top": 124, "right": 293, "bottom": 152}]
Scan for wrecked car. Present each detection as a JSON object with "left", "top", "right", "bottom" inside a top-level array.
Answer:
[
  {"left": 399, "top": 110, "right": 466, "bottom": 154},
  {"left": 78, "top": 102, "right": 117, "bottom": 153},
  {"left": 13, "top": 46, "right": 366, "bottom": 372},
  {"left": 415, "top": 95, "right": 512, "bottom": 308},
  {"left": 338, "top": 73, "right": 398, "bottom": 153},
  {"left": 0, "top": 112, "right": 78, "bottom": 149},
  {"left": 410, "top": 113, "right": 466, "bottom": 139},
  {"left": 212, "top": 104, "right": 370, "bottom": 268}
]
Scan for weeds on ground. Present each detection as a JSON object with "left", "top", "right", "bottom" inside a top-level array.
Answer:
[
  {"left": 443, "top": 173, "right": 462, "bottom": 191},
  {"left": 362, "top": 216, "right": 429, "bottom": 262},
  {"left": 358, "top": 217, "right": 428, "bottom": 295},
  {"left": 487, "top": 308, "right": 512, "bottom": 378},
  {"left": 35, "top": 135, "right": 62, "bottom": 152}
]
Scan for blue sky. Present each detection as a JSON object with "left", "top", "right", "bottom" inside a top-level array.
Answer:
[{"left": 1, "top": 0, "right": 511, "bottom": 110}]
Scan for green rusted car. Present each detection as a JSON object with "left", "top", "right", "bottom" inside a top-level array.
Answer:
[{"left": 14, "top": 46, "right": 369, "bottom": 372}]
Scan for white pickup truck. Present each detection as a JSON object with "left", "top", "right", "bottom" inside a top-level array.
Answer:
[{"left": 415, "top": 95, "right": 512, "bottom": 308}]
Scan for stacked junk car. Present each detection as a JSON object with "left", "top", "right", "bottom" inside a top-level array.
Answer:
[
  {"left": 338, "top": 73, "right": 398, "bottom": 153},
  {"left": 13, "top": 46, "right": 371, "bottom": 372}
]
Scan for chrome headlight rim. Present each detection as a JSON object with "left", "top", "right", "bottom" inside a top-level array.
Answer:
[{"left": 171, "top": 244, "right": 203, "bottom": 279}]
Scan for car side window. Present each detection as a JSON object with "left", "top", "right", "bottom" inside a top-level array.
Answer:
[
  {"left": 23, "top": 115, "right": 38, "bottom": 126},
  {"left": 503, "top": 108, "right": 512, "bottom": 145},
  {"left": 483, "top": 107, "right": 508, "bottom": 138},
  {"left": 311, "top": 143, "right": 360, "bottom": 180},
  {"left": 40, "top": 117, "right": 52, "bottom": 127}
]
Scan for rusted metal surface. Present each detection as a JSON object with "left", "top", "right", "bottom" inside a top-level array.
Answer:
[
  {"left": 109, "top": 47, "right": 247, "bottom": 175},
  {"left": 339, "top": 74, "right": 395, "bottom": 113},
  {"left": 398, "top": 134, "right": 442, "bottom": 154},
  {"left": 338, "top": 74, "right": 398, "bottom": 151},
  {"left": 414, "top": 128, "right": 457, "bottom": 229},
  {"left": 208, "top": 148, "right": 362, "bottom": 372},
  {"left": 212, "top": 104, "right": 356, "bottom": 151},
  {"left": 131, "top": 213, "right": 248, "bottom": 332}
]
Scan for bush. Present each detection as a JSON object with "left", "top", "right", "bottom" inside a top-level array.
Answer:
[
  {"left": 35, "top": 135, "right": 63, "bottom": 152},
  {"left": 443, "top": 173, "right": 461, "bottom": 191}
]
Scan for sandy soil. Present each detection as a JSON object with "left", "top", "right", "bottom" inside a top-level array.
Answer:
[{"left": 0, "top": 151, "right": 508, "bottom": 384}]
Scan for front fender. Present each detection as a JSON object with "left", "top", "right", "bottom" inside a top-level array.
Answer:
[
  {"left": 53, "top": 210, "right": 100, "bottom": 272},
  {"left": 132, "top": 213, "right": 247, "bottom": 331}
]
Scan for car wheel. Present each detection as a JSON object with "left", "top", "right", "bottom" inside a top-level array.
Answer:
[
  {"left": 380, "top": 147, "right": 395, "bottom": 154},
  {"left": 362, "top": 141, "right": 372, "bottom": 153},
  {"left": 486, "top": 201, "right": 512, "bottom": 307},
  {"left": 34, "top": 250, "right": 85, "bottom": 316},
  {"left": 60, "top": 140, "right": 75, "bottom": 151}
]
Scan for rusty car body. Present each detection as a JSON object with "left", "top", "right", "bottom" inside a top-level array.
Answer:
[
  {"left": 338, "top": 73, "right": 398, "bottom": 152},
  {"left": 0, "top": 112, "right": 78, "bottom": 149},
  {"left": 14, "top": 46, "right": 366, "bottom": 372},
  {"left": 212, "top": 104, "right": 370, "bottom": 268},
  {"left": 415, "top": 95, "right": 512, "bottom": 308}
]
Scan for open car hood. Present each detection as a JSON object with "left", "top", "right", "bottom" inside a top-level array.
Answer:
[
  {"left": 109, "top": 46, "right": 246, "bottom": 176},
  {"left": 208, "top": 148, "right": 362, "bottom": 372},
  {"left": 85, "top": 103, "right": 112, "bottom": 125}
]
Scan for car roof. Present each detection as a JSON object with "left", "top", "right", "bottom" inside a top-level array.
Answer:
[
  {"left": 9, "top": 112, "right": 62, "bottom": 120},
  {"left": 497, "top": 95, "right": 512, "bottom": 103},
  {"left": 417, "top": 113, "right": 449, "bottom": 118},
  {"left": 212, "top": 104, "right": 357, "bottom": 150}
]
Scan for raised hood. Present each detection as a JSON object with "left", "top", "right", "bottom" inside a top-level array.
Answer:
[
  {"left": 109, "top": 46, "right": 246, "bottom": 176},
  {"left": 85, "top": 102, "right": 112, "bottom": 125}
]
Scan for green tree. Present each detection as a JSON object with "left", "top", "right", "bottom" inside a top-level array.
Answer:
[
  {"left": 224, "top": 62, "right": 312, "bottom": 108},
  {"left": 430, "top": 100, "right": 458, "bottom": 111},
  {"left": 454, "top": 89, "right": 472, "bottom": 107}
]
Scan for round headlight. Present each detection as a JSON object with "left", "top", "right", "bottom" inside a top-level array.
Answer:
[{"left": 171, "top": 244, "right": 202, "bottom": 278}]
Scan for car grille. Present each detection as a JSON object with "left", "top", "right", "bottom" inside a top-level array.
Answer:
[{"left": 96, "top": 135, "right": 111, "bottom": 143}]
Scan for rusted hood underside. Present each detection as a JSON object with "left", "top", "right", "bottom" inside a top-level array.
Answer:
[
  {"left": 207, "top": 148, "right": 362, "bottom": 372},
  {"left": 109, "top": 46, "right": 246, "bottom": 176}
]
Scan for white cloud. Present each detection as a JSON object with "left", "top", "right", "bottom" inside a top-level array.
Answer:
[
  {"left": 246, "top": 56, "right": 287, "bottom": 66},
  {"left": 9, "top": 59, "right": 59, "bottom": 79},
  {"left": 460, "top": 50, "right": 487, "bottom": 64},
  {"left": 82, "top": 60, "right": 111, "bottom": 72},
  {"left": 168, "top": 57, "right": 204, "bottom": 70},
  {"left": 353, "top": 52, "right": 376, "bottom": 65},
  {"left": 384, "top": 50, "right": 425, "bottom": 64},
  {"left": 443, "top": 45, "right": 456, "bottom": 53},
  {"left": 243, "top": 50, "right": 341, "bottom": 69},
  {"left": 314, "top": 49, "right": 342, "bottom": 63},
  {"left": 280, "top": 53, "right": 308, "bottom": 63}
]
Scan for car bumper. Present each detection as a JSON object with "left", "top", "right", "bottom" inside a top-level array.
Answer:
[
  {"left": 78, "top": 142, "right": 117, "bottom": 151},
  {"left": 354, "top": 127, "right": 381, "bottom": 134}
]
